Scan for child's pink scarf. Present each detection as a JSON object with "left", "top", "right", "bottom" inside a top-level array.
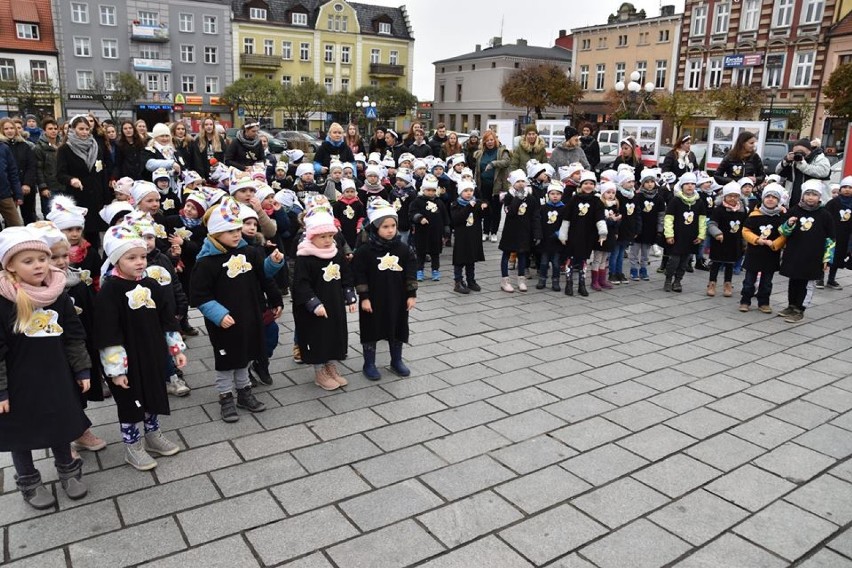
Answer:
[
  {"left": 296, "top": 240, "right": 338, "bottom": 259},
  {"left": 0, "top": 267, "right": 66, "bottom": 307}
]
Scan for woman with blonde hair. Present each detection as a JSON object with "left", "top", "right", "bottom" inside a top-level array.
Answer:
[
  {"left": 474, "top": 130, "right": 511, "bottom": 241},
  {"left": 440, "top": 131, "right": 463, "bottom": 160},
  {"left": 190, "top": 116, "right": 226, "bottom": 180},
  {"left": 170, "top": 121, "right": 194, "bottom": 171}
]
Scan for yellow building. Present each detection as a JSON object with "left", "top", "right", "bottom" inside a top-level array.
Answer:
[{"left": 232, "top": 0, "right": 414, "bottom": 131}]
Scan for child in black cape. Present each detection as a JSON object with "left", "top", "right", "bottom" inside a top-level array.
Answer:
[
  {"left": 559, "top": 170, "right": 607, "bottom": 297},
  {"left": 630, "top": 170, "right": 663, "bottom": 281},
  {"left": 292, "top": 204, "right": 357, "bottom": 391},
  {"left": 591, "top": 182, "right": 622, "bottom": 291},
  {"left": 95, "top": 225, "right": 187, "bottom": 471},
  {"left": 332, "top": 178, "right": 366, "bottom": 250},
  {"left": 389, "top": 168, "right": 417, "bottom": 244},
  {"left": 739, "top": 183, "right": 787, "bottom": 313},
  {"left": 663, "top": 172, "right": 707, "bottom": 293},
  {"left": 450, "top": 178, "right": 487, "bottom": 293},
  {"left": 499, "top": 170, "right": 542, "bottom": 293},
  {"left": 410, "top": 174, "right": 450, "bottom": 281},
  {"left": 190, "top": 198, "right": 283, "bottom": 423},
  {"left": 353, "top": 198, "right": 417, "bottom": 380},
  {"left": 537, "top": 180, "right": 569, "bottom": 291},
  {"left": 359, "top": 164, "right": 390, "bottom": 207},
  {"left": 611, "top": 171, "right": 638, "bottom": 284},
  {"left": 823, "top": 175, "right": 852, "bottom": 290},
  {"left": 0, "top": 227, "right": 92, "bottom": 508},
  {"left": 778, "top": 179, "right": 836, "bottom": 323},
  {"left": 706, "top": 183, "right": 747, "bottom": 298}
]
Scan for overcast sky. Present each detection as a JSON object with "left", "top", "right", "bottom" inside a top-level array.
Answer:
[{"left": 363, "top": 0, "right": 686, "bottom": 99}]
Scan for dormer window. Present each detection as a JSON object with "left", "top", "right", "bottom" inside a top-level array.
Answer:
[
  {"left": 292, "top": 12, "right": 308, "bottom": 25},
  {"left": 16, "top": 23, "right": 39, "bottom": 40},
  {"left": 378, "top": 22, "right": 391, "bottom": 34},
  {"left": 249, "top": 7, "right": 267, "bottom": 20}
]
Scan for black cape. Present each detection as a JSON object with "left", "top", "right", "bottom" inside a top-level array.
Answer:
[
  {"left": 780, "top": 206, "right": 835, "bottom": 280},
  {"left": 450, "top": 200, "right": 486, "bottom": 265},
  {"left": 410, "top": 195, "right": 450, "bottom": 255}
]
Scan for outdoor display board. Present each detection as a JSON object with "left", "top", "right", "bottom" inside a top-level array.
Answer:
[
  {"left": 705, "top": 120, "right": 768, "bottom": 172},
  {"left": 486, "top": 119, "right": 517, "bottom": 151},
  {"left": 536, "top": 120, "right": 571, "bottom": 157},
  {"left": 618, "top": 120, "right": 663, "bottom": 167}
]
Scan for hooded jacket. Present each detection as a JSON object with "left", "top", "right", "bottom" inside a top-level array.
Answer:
[
  {"left": 548, "top": 142, "right": 590, "bottom": 171},
  {"left": 1, "top": 134, "right": 36, "bottom": 190},
  {"left": 510, "top": 136, "right": 547, "bottom": 172},
  {"left": 34, "top": 135, "right": 62, "bottom": 192},
  {"left": 0, "top": 142, "right": 21, "bottom": 200}
]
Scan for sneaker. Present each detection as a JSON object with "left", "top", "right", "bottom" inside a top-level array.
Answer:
[
  {"left": 490, "top": 234, "right": 498, "bottom": 243},
  {"left": 72, "top": 429, "right": 107, "bottom": 452},
  {"left": 482, "top": 233, "right": 489, "bottom": 242},
  {"left": 784, "top": 309, "right": 804, "bottom": 323},
  {"left": 166, "top": 375, "right": 190, "bottom": 397},
  {"left": 815, "top": 278, "right": 825, "bottom": 289},
  {"left": 467, "top": 281, "right": 481, "bottom": 292},
  {"left": 325, "top": 362, "right": 348, "bottom": 386},
  {"left": 293, "top": 344, "right": 303, "bottom": 364},
  {"left": 143, "top": 430, "right": 180, "bottom": 456},
  {"left": 739, "top": 304, "right": 750, "bottom": 312},
  {"left": 777, "top": 306, "right": 796, "bottom": 318},
  {"left": 416, "top": 270, "right": 424, "bottom": 282},
  {"left": 639, "top": 268, "right": 650, "bottom": 281},
  {"left": 314, "top": 365, "right": 340, "bottom": 391},
  {"left": 758, "top": 305, "right": 772, "bottom": 314},
  {"left": 125, "top": 440, "right": 157, "bottom": 471},
  {"left": 250, "top": 360, "right": 274, "bottom": 386},
  {"left": 431, "top": 270, "right": 441, "bottom": 281},
  {"left": 827, "top": 280, "right": 843, "bottom": 290},
  {"left": 219, "top": 392, "right": 239, "bottom": 422},
  {"left": 236, "top": 386, "right": 266, "bottom": 412}
]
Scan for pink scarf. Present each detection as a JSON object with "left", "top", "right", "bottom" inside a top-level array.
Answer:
[
  {"left": 0, "top": 267, "right": 67, "bottom": 308},
  {"left": 297, "top": 240, "right": 338, "bottom": 259}
]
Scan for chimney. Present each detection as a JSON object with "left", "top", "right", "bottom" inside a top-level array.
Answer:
[
  {"left": 491, "top": 36, "right": 502, "bottom": 47},
  {"left": 517, "top": 38, "right": 528, "bottom": 46},
  {"left": 475, "top": 44, "right": 481, "bottom": 52},
  {"left": 559, "top": 29, "right": 566, "bottom": 38},
  {"left": 661, "top": 5, "right": 675, "bottom": 16}
]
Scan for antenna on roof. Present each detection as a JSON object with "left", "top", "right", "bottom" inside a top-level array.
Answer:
[{"left": 500, "top": 15, "right": 504, "bottom": 39}]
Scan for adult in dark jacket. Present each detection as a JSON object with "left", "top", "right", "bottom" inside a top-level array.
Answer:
[
  {"left": 225, "top": 122, "right": 265, "bottom": 171},
  {"left": 713, "top": 131, "right": 766, "bottom": 187},
  {"left": 367, "top": 126, "right": 387, "bottom": 155},
  {"left": 170, "top": 122, "right": 194, "bottom": 171},
  {"left": 0, "top": 119, "right": 37, "bottom": 224},
  {"left": 0, "top": 139, "right": 22, "bottom": 227},
  {"left": 115, "top": 120, "right": 147, "bottom": 180},
  {"left": 775, "top": 138, "right": 831, "bottom": 208},
  {"left": 407, "top": 129, "right": 433, "bottom": 159},
  {"left": 428, "top": 123, "right": 448, "bottom": 157},
  {"left": 312, "top": 122, "right": 355, "bottom": 175},
  {"left": 55, "top": 116, "right": 111, "bottom": 241},
  {"left": 580, "top": 124, "right": 601, "bottom": 171},
  {"left": 662, "top": 135, "right": 699, "bottom": 178},
  {"left": 384, "top": 129, "right": 407, "bottom": 165},
  {"left": 611, "top": 137, "right": 644, "bottom": 186},
  {"left": 34, "top": 119, "right": 62, "bottom": 218},
  {"left": 191, "top": 117, "right": 227, "bottom": 180},
  {"left": 463, "top": 131, "right": 480, "bottom": 169},
  {"left": 510, "top": 125, "right": 548, "bottom": 172}
]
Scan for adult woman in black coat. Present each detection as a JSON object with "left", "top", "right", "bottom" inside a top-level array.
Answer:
[
  {"left": 610, "top": 137, "right": 644, "bottom": 185},
  {"left": 367, "top": 126, "right": 387, "bottom": 156},
  {"left": 0, "top": 119, "right": 37, "bottom": 224},
  {"left": 662, "top": 135, "right": 699, "bottom": 178},
  {"left": 170, "top": 122, "right": 194, "bottom": 171},
  {"left": 714, "top": 131, "right": 766, "bottom": 186},
  {"left": 116, "top": 120, "right": 147, "bottom": 180},
  {"left": 56, "top": 116, "right": 110, "bottom": 241},
  {"left": 580, "top": 124, "right": 601, "bottom": 171},
  {"left": 190, "top": 117, "right": 227, "bottom": 180}
]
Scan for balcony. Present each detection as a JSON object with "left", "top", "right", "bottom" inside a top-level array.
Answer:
[
  {"left": 240, "top": 53, "right": 282, "bottom": 69},
  {"left": 369, "top": 63, "right": 404, "bottom": 77},
  {"left": 131, "top": 24, "right": 169, "bottom": 43}
]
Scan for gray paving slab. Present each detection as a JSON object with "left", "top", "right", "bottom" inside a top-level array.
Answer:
[
  {"left": 580, "top": 519, "right": 691, "bottom": 568},
  {"left": 8, "top": 500, "right": 121, "bottom": 559},
  {"left": 495, "top": 464, "right": 592, "bottom": 514},
  {"left": 785, "top": 474, "right": 852, "bottom": 525},
  {"left": 417, "top": 490, "right": 523, "bottom": 547},
  {"left": 733, "top": 500, "right": 838, "bottom": 562},
  {"left": 364, "top": 415, "right": 450, "bottom": 450},
  {"left": 421, "top": 455, "right": 516, "bottom": 501},
  {"left": 550, "top": 416, "right": 631, "bottom": 451},
  {"left": 270, "top": 466, "right": 371, "bottom": 515},
  {"left": 117, "top": 474, "right": 221, "bottom": 524},
  {"left": 210, "top": 451, "right": 306, "bottom": 497},
  {"left": 673, "top": 533, "right": 787, "bottom": 568},
  {"left": 632, "top": 453, "right": 722, "bottom": 498},
  {"left": 416, "top": 535, "right": 533, "bottom": 568},
  {"left": 649, "top": 489, "right": 750, "bottom": 545},
  {"left": 177, "top": 489, "right": 286, "bottom": 545},
  {"left": 353, "top": 444, "right": 447, "bottom": 487},
  {"left": 339, "top": 479, "right": 443, "bottom": 531},
  {"left": 798, "top": 549, "right": 852, "bottom": 568},
  {"left": 425, "top": 424, "right": 511, "bottom": 463},
  {"left": 561, "top": 443, "right": 649, "bottom": 486},
  {"left": 326, "top": 520, "right": 444, "bottom": 568},
  {"left": 572, "top": 477, "right": 670, "bottom": 529},
  {"left": 491, "top": 435, "right": 576, "bottom": 474},
  {"left": 69, "top": 517, "right": 186, "bottom": 568},
  {"left": 753, "top": 442, "right": 837, "bottom": 484},
  {"left": 139, "top": 536, "right": 260, "bottom": 567}
]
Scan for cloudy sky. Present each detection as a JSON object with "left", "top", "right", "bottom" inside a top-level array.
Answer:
[{"left": 363, "top": 0, "right": 686, "bottom": 99}]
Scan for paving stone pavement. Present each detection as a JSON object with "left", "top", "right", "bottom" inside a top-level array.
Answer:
[{"left": 3, "top": 245, "right": 852, "bottom": 567}]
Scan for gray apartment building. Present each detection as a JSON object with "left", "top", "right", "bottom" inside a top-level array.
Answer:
[
  {"left": 432, "top": 38, "right": 572, "bottom": 135},
  {"left": 52, "top": 0, "right": 233, "bottom": 127}
]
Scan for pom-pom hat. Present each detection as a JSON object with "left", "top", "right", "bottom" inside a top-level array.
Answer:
[
  {"left": 0, "top": 226, "right": 51, "bottom": 266},
  {"left": 46, "top": 195, "right": 87, "bottom": 230},
  {"left": 839, "top": 176, "right": 852, "bottom": 189},
  {"left": 304, "top": 207, "right": 337, "bottom": 238},
  {"left": 100, "top": 201, "right": 134, "bottom": 226},
  {"left": 367, "top": 197, "right": 397, "bottom": 228}
]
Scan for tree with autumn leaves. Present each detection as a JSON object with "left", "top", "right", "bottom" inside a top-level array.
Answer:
[{"left": 501, "top": 63, "right": 583, "bottom": 120}]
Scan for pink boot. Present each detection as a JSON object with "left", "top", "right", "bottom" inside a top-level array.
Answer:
[
  {"left": 591, "top": 269, "right": 602, "bottom": 291},
  {"left": 600, "top": 269, "right": 614, "bottom": 289}
]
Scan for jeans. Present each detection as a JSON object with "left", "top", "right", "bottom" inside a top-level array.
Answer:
[
  {"left": 12, "top": 444, "right": 74, "bottom": 476},
  {"left": 740, "top": 269, "right": 774, "bottom": 307},
  {"left": 453, "top": 263, "right": 476, "bottom": 283},
  {"left": 665, "top": 254, "right": 690, "bottom": 280},
  {"left": 629, "top": 243, "right": 651, "bottom": 270},
  {"left": 501, "top": 251, "right": 527, "bottom": 277},
  {"left": 608, "top": 242, "right": 628, "bottom": 274},
  {"left": 538, "top": 252, "right": 561, "bottom": 279}
]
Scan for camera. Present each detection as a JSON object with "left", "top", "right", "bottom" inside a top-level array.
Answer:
[{"left": 794, "top": 152, "right": 805, "bottom": 162}]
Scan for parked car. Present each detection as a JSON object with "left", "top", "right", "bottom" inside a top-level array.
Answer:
[
  {"left": 275, "top": 131, "right": 321, "bottom": 153},
  {"left": 830, "top": 157, "right": 845, "bottom": 185},
  {"left": 597, "top": 130, "right": 619, "bottom": 145},
  {"left": 762, "top": 142, "right": 791, "bottom": 175},
  {"left": 597, "top": 143, "right": 619, "bottom": 173}
]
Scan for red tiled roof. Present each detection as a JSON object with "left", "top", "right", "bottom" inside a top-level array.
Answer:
[
  {"left": 11, "top": 1, "right": 40, "bottom": 23},
  {"left": 0, "top": 0, "right": 56, "bottom": 53},
  {"left": 831, "top": 10, "right": 852, "bottom": 37}
]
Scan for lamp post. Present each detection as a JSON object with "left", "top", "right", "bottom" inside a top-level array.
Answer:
[
  {"left": 355, "top": 95, "right": 377, "bottom": 139},
  {"left": 765, "top": 87, "right": 779, "bottom": 136},
  {"left": 614, "top": 71, "right": 656, "bottom": 119}
]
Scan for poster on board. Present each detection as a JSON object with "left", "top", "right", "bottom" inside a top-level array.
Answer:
[
  {"left": 618, "top": 120, "right": 662, "bottom": 167},
  {"left": 486, "top": 119, "right": 517, "bottom": 151},
  {"left": 705, "top": 120, "right": 768, "bottom": 172},
  {"left": 536, "top": 120, "right": 571, "bottom": 157}
]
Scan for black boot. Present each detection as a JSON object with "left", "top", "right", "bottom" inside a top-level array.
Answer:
[
  {"left": 219, "top": 392, "right": 239, "bottom": 422},
  {"left": 551, "top": 275, "right": 561, "bottom": 292},
  {"left": 56, "top": 458, "right": 87, "bottom": 500},
  {"left": 694, "top": 258, "right": 709, "bottom": 271},
  {"left": 389, "top": 341, "right": 410, "bottom": 377},
  {"left": 686, "top": 260, "right": 695, "bottom": 273},
  {"left": 578, "top": 269, "right": 589, "bottom": 297},
  {"left": 466, "top": 280, "right": 481, "bottom": 292},
  {"left": 664, "top": 277, "right": 673, "bottom": 292},
  {"left": 564, "top": 268, "right": 574, "bottom": 296},
  {"left": 250, "top": 360, "right": 274, "bottom": 385},
  {"left": 672, "top": 278, "right": 683, "bottom": 293},
  {"left": 15, "top": 470, "right": 55, "bottom": 510},
  {"left": 536, "top": 276, "right": 547, "bottom": 290},
  {"left": 180, "top": 318, "right": 199, "bottom": 337},
  {"left": 236, "top": 386, "right": 266, "bottom": 412},
  {"left": 362, "top": 343, "right": 381, "bottom": 380}
]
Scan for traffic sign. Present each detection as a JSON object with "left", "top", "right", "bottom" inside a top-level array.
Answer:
[{"left": 365, "top": 107, "right": 377, "bottom": 120}]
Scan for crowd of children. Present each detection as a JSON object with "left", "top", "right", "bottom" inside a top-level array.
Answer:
[{"left": 0, "top": 118, "right": 848, "bottom": 511}]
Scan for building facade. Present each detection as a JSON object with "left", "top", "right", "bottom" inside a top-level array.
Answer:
[
  {"left": 570, "top": 4, "right": 682, "bottom": 128},
  {"left": 0, "top": 0, "right": 61, "bottom": 118},
  {"left": 231, "top": 0, "right": 414, "bottom": 130},
  {"left": 432, "top": 38, "right": 572, "bottom": 135},
  {"left": 815, "top": 10, "right": 852, "bottom": 153},
  {"left": 676, "top": 0, "right": 850, "bottom": 141},
  {"left": 52, "top": 0, "right": 233, "bottom": 127}
]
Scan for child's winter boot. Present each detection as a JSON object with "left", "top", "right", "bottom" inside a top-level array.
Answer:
[
  {"left": 16, "top": 470, "right": 55, "bottom": 509},
  {"left": 564, "top": 267, "right": 573, "bottom": 296},
  {"left": 551, "top": 275, "right": 561, "bottom": 292},
  {"left": 591, "top": 270, "right": 602, "bottom": 291},
  {"left": 517, "top": 275, "right": 527, "bottom": 292},
  {"left": 500, "top": 276, "right": 514, "bottom": 293},
  {"left": 362, "top": 343, "right": 382, "bottom": 380},
  {"left": 578, "top": 269, "right": 589, "bottom": 297},
  {"left": 237, "top": 386, "right": 267, "bottom": 412},
  {"left": 389, "top": 341, "right": 411, "bottom": 377},
  {"left": 639, "top": 267, "right": 650, "bottom": 281},
  {"left": 600, "top": 270, "right": 614, "bottom": 289}
]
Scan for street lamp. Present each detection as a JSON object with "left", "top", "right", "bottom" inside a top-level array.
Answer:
[
  {"left": 355, "top": 95, "right": 377, "bottom": 138},
  {"left": 765, "top": 87, "right": 779, "bottom": 137},
  {"left": 615, "top": 71, "right": 655, "bottom": 118}
]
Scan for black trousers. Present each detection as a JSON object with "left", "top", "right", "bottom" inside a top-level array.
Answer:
[
  {"left": 665, "top": 254, "right": 691, "bottom": 279},
  {"left": 788, "top": 278, "right": 809, "bottom": 310},
  {"left": 709, "top": 262, "right": 734, "bottom": 283}
]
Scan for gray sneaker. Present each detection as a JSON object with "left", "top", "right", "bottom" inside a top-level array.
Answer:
[
  {"left": 125, "top": 441, "right": 158, "bottom": 471},
  {"left": 144, "top": 430, "right": 180, "bottom": 456},
  {"left": 166, "top": 376, "right": 190, "bottom": 397}
]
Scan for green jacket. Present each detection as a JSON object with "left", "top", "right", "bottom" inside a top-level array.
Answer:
[{"left": 474, "top": 145, "right": 511, "bottom": 195}]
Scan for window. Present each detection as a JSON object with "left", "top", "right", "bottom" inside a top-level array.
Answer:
[
  {"left": 103, "top": 70, "right": 119, "bottom": 90},
  {"left": 140, "top": 46, "right": 159, "bottom": 59},
  {"left": 327, "top": 14, "right": 347, "bottom": 31},
  {"left": 146, "top": 73, "right": 160, "bottom": 91},
  {"left": 16, "top": 23, "right": 39, "bottom": 40},
  {"left": 71, "top": 3, "right": 89, "bottom": 24},
  {"left": 244, "top": 73, "right": 253, "bottom": 79},
  {"left": 102, "top": 39, "right": 118, "bottom": 59},
  {"left": 658, "top": 30, "right": 670, "bottom": 42},
  {"left": 324, "top": 77, "right": 333, "bottom": 94},
  {"left": 773, "top": 0, "right": 794, "bottom": 27},
  {"left": 713, "top": 3, "right": 730, "bottom": 34},
  {"left": 341, "top": 46, "right": 350, "bottom": 64},
  {"left": 205, "top": 76, "right": 219, "bottom": 94},
  {"left": 378, "top": 22, "right": 391, "bottom": 34},
  {"left": 615, "top": 62, "right": 626, "bottom": 84},
  {"left": 282, "top": 41, "right": 292, "bottom": 59},
  {"left": 389, "top": 50, "right": 399, "bottom": 65},
  {"left": 0, "top": 60, "right": 15, "bottom": 82},
  {"left": 324, "top": 44, "right": 334, "bottom": 62},
  {"left": 179, "top": 13, "right": 194, "bottom": 33},
  {"left": 741, "top": 0, "right": 760, "bottom": 31},
  {"left": 793, "top": 51, "right": 815, "bottom": 87},
  {"left": 292, "top": 12, "right": 308, "bottom": 26},
  {"left": 691, "top": 5, "right": 707, "bottom": 36},
  {"left": 30, "top": 60, "right": 48, "bottom": 83},
  {"left": 595, "top": 64, "right": 605, "bottom": 90},
  {"left": 617, "top": 34, "right": 627, "bottom": 47},
  {"left": 180, "top": 45, "right": 195, "bottom": 63},
  {"left": 370, "top": 49, "right": 380, "bottom": 64},
  {"left": 636, "top": 61, "right": 647, "bottom": 83},
  {"left": 76, "top": 70, "right": 94, "bottom": 90},
  {"left": 301, "top": 76, "right": 311, "bottom": 84},
  {"left": 456, "top": 84, "right": 462, "bottom": 102},
  {"left": 243, "top": 38, "right": 254, "bottom": 54},
  {"left": 686, "top": 59, "right": 702, "bottom": 90},
  {"left": 802, "top": 0, "right": 824, "bottom": 24},
  {"left": 581, "top": 38, "right": 591, "bottom": 50},
  {"left": 265, "top": 74, "right": 273, "bottom": 80},
  {"left": 281, "top": 75, "right": 292, "bottom": 87},
  {"left": 181, "top": 74, "right": 196, "bottom": 93},
  {"left": 342, "top": 16, "right": 348, "bottom": 31},
  {"left": 579, "top": 65, "right": 589, "bottom": 89},
  {"left": 203, "top": 15, "right": 218, "bottom": 34},
  {"left": 597, "top": 37, "right": 607, "bottom": 48},
  {"left": 249, "top": 7, "right": 267, "bottom": 20},
  {"left": 100, "top": 5, "right": 116, "bottom": 26},
  {"left": 138, "top": 10, "right": 158, "bottom": 26},
  {"left": 341, "top": 77, "right": 349, "bottom": 92},
  {"left": 654, "top": 60, "right": 667, "bottom": 89},
  {"left": 264, "top": 39, "right": 273, "bottom": 56},
  {"left": 370, "top": 79, "right": 378, "bottom": 88},
  {"left": 707, "top": 57, "right": 723, "bottom": 88},
  {"left": 765, "top": 54, "right": 785, "bottom": 87},
  {"left": 300, "top": 42, "right": 310, "bottom": 61},
  {"left": 74, "top": 37, "right": 92, "bottom": 57},
  {"left": 439, "top": 84, "right": 445, "bottom": 102},
  {"left": 204, "top": 46, "right": 218, "bottom": 64},
  {"left": 637, "top": 32, "right": 648, "bottom": 45},
  {"left": 732, "top": 66, "right": 753, "bottom": 86}
]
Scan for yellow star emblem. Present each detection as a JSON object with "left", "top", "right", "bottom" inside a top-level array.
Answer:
[
  {"left": 223, "top": 254, "right": 252, "bottom": 278},
  {"left": 322, "top": 261, "right": 341, "bottom": 282},
  {"left": 126, "top": 285, "right": 156, "bottom": 310},
  {"left": 377, "top": 252, "right": 403, "bottom": 271}
]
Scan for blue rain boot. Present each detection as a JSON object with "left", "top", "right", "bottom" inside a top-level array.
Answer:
[
  {"left": 639, "top": 267, "right": 650, "bottom": 281},
  {"left": 630, "top": 268, "right": 639, "bottom": 281},
  {"left": 389, "top": 341, "right": 410, "bottom": 377},
  {"left": 432, "top": 270, "right": 440, "bottom": 281},
  {"left": 362, "top": 343, "right": 381, "bottom": 380},
  {"left": 416, "top": 270, "right": 424, "bottom": 282}
]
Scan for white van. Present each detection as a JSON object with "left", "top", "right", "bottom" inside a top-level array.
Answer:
[{"left": 597, "top": 130, "right": 619, "bottom": 145}]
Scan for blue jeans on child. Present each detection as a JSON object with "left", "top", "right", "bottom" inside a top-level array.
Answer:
[
  {"left": 608, "top": 242, "right": 628, "bottom": 275},
  {"left": 539, "top": 252, "right": 561, "bottom": 279},
  {"left": 740, "top": 270, "right": 775, "bottom": 307},
  {"left": 501, "top": 251, "right": 527, "bottom": 277}
]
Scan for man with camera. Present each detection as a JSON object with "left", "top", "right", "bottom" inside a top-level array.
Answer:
[{"left": 776, "top": 138, "right": 831, "bottom": 206}]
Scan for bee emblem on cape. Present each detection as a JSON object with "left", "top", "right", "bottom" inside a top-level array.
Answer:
[
  {"left": 466, "top": 213, "right": 474, "bottom": 226},
  {"left": 626, "top": 203, "right": 635, "bottom": 215},
  {"left": 145, "top": 266, "right": 172, "bottom": 286},
  {"left": 223, "top": 254, "right": 253, "bottom": 278},
  {"left": 840, "top": 209, "right": 851, "bottom": 222},
  {"left": 23, "top": 309, "right": 63, "bottom": 337},
  {"left": 377, "top": 252, "right": 403, "bottom": 271},
  {"left": 393, "top": 199, "right": 402, "bottom": 211},
  {"left": 683, "top": 211, "right": 694, "bottom": 225},
  {"left": 547, "top": 210, "right": 559, "bottom": 224},
  {"left": 643, "top": 200, "right": 654, "bottom": 212},
  {"left": 79, "top": 269, "right": 93, "bottom": 287},
  {"left": 518, "top": 202, "right": 528, "bottom": 215},
  {"left": 577, "top": 203, "right": 589, "bottom": 216},
  {"left": 344, "top": 205, "right": 355, "bottom": 219},
  {"left": 800, "top": 217, "right": 815, "bottom": 231},
  {"left": 729, "top": 220, "right": 741, "bottom": 233},
  {"left": 126, "top": 285, "right": 156, "bottom": 310},
  {"left": 425, "top": 201, "right": 438, "bottom": 213},
  {"left": 322, "top": 262, "right": 341, "bottom": 282},
  {"left": 759, "top": 225, "right": 772, "bottom": 238}
]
